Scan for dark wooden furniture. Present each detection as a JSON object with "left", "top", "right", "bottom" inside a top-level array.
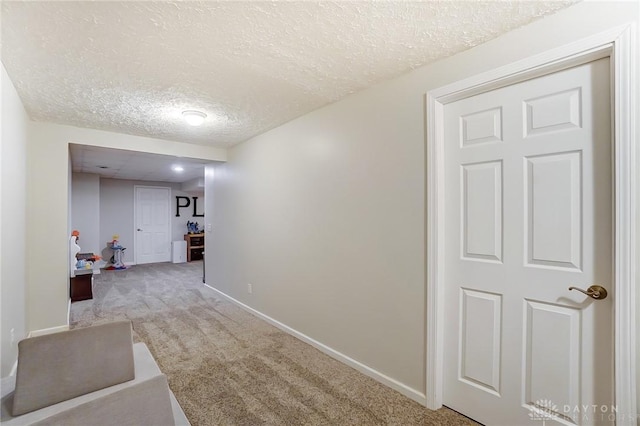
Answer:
[
  {"left": 70, "top": 270, "right": 93, "bottom": 302},
  {"left": 184, "top": 233, "right": 205, "bottom": 262}
]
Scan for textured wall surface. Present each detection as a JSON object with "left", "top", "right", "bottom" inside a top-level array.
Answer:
[{"left": 1, "top": 1, "right": 574, "bottom": 147}]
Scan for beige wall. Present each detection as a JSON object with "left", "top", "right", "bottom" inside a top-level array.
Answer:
[
  {"left": 1, "top": 64, "right": 29, "bottom": 375},
  {"left": 26, "top": 122, "right": 226, "bottom": 332},
  {"left": 71, "top": 173, "right": 101, "bottom": 254},
  {"left": 206, "top": 1, "right": 639, "bottom": 404}
]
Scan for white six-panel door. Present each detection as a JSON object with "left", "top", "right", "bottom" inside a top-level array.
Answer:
[
  {"left": 443, "top": 58, "right": 613, "bottom": 425},
  {"left": 135, "top": 186, "right": 171, "bottom": 264}
]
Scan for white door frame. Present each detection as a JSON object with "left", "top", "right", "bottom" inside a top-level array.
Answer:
[
  {"left": 133, "top": 185, "right": 171, "bottom": 265},
  {"left": 426, "top": 24, "right": 637, "bottom": 423}
]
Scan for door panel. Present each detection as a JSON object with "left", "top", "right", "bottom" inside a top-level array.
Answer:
[
  {"left": 459, "top": 288, "right": 502, "bottom": 395},
  {"left": 462, "top": 161, "right": 503, "bottom": 262},
  {"left": 461, "top": 107, "right": 503, "bottom": 145},
  {"left": 135, "top": 186, "right": 171, "bottom": 264},
  {"left": 524, "top": 88, "right": 581, "bottom": 137},
  {"left": 524, "top": 300, "right": 581, "bottom": 419},
  {"left": 526, "top": 152, "right": 582, "bottom": 270},
  {"left": 443, "top": 58, "right": 612, "bottom": 425}
]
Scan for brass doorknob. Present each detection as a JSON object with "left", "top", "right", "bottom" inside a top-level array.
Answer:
[{"left": 568, "top": 285, "right": 608, "bottom": 300}]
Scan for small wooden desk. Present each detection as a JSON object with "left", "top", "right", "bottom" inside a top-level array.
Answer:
[
  {"left": 184, "top": 233, "right": 204, "bottom": 262},
  {"left": 70, "top": 269, "right": 93, "bottom": 302}
]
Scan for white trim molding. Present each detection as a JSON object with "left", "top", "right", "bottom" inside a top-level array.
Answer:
[
  {"left": 27, "top": 325, "right": 70, "bottom": 338},
  {"left": 204, "top": 284, "right": 427, "bottom": 405},
  {"left": 425, "top": 24, "right": 638, "bottom": 424},
  {"left": 611, "top": 23, "right": 638, "bottom": 426}
]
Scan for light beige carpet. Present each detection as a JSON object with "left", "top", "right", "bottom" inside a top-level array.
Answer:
[{"left": 70, "top": 262, "right": 478, "bottom": 426}]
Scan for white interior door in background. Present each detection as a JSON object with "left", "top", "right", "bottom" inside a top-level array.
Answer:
[
  {"left": 135, "top": 186, "right": 171, "bottom": 264},
  {"left": 443, "top": 58, "right": 613, "bottom": 425}
]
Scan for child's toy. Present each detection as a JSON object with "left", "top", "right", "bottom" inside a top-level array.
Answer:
[
  {"left": 106, "top": 234, "right": 126, "bottom": 270},
  {"left": 70, "top": 230, "right": 101, "bottom": 272},
  {"left": 186, "top": 221, "right": 200, "bottom": 234},
  {"left": 69, "top": 233, "right": 81, "bottom": 276}
]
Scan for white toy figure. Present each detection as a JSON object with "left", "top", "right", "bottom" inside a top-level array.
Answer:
[{"left": 69, "top": 233, "right": 81, "bottom": 277}]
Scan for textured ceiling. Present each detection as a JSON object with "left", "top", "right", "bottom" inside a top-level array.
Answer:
[{"left": 1, "top": 1, "right": 575, "bottom": 148}]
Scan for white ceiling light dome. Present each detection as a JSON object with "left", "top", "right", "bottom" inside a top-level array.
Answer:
[{"left": 182, "top": 110, "right": 207, "bottom": 126}]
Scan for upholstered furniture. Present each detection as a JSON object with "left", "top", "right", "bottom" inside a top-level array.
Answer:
[{"left": 0, "top": 321, "right": 189, "bottom": 425}]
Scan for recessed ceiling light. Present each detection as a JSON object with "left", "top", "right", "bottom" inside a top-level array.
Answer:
[
  {"left": 172, "top": 165, "right": 184, "bottom": 172},
  {"left": 182, "top": 110, "right": 207, "bottom": 126}
]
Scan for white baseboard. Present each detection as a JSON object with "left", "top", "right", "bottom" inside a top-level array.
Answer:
[
  {"left": 9, "top": 360, "right": 18, "bottom": 377},
  {"left": 204, "top": 284, "right": 427, "bottom": 406},
  {"left": 27, "top": 325, "right": 70, "bottom": 338}
]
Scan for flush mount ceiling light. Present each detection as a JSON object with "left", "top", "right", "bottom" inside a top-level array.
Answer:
[
  {"left": 182, "top": 110, "right": 207, "bottom": 126},
  {"left": 172, "top": 165, "right": 184, "bottom": 172}
]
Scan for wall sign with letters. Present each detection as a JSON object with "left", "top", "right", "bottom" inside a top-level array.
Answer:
[{"left": 176, "top": 196, "right": 204, "bottom": 217}]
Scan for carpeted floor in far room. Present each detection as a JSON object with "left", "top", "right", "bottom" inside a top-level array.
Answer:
[{"left": 70, "top": 262, "right": 478, "bottom": 426}]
